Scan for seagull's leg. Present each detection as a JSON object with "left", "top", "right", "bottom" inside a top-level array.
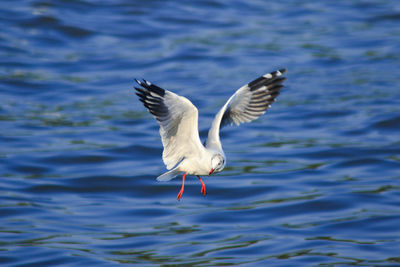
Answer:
[
  {"left": 177, "top": 173, "right": 187, "bottom": 201},
  {"left": 196, "top": 176, "right": 207, "bottom": 196}
]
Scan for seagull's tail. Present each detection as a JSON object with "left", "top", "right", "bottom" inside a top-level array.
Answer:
[{"left": 157, "top": 167, "right": 181, "bottom": 182}]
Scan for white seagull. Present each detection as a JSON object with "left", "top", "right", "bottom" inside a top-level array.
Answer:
[{"left": 135, "top": 68, "right": 287, "bottom": 200}]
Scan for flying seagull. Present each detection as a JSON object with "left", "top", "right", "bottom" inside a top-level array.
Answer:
[{"left": 135, "top": 68, "right": 287, "bottom": 200}]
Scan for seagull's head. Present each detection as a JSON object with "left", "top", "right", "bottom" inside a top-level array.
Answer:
[{"left": 210, "top": 154, "right": 225, "bottom": 175}]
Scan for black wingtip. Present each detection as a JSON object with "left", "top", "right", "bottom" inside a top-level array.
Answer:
[
  {"left": 134, "top": 78, "right": 166, "bottom": 97},
  {"left": 248, "top": 68, "right": 287, "bottom": 91}
]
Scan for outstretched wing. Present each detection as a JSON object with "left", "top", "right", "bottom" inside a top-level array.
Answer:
[
  {"left": 135, "top": 80, "right": 204, "bottom": 170},
  {"left": 206, "top": 69, "right": 287, "bottom": 150}
]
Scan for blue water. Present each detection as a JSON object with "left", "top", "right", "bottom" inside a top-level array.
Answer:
[{"left": 1, "top": 0, "right": 400, "bottom": 266}]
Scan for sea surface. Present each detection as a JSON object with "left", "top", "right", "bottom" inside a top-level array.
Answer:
[{"left": 1, "top": 0, "right": 400, "bottom": 266}]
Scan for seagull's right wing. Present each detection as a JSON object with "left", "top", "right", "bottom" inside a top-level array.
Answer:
[
  {"left": 206, "top": 69, "right": 287, "bottom": 150},
  {"left": 135, "top": 80, "right": 204, "bottom": 170}
]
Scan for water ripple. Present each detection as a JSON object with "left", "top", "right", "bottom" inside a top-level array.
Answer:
[{"left": 1, "top": 0, "right": 400, "bottom": 265}]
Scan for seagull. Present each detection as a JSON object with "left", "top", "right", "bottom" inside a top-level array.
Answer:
[{"left": 134, "top": 68, "right": 287, "bottom": 200}]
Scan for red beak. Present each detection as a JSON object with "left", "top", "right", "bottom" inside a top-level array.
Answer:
[{"left": 209, "top": 168, "right": 214, "bottom": 175}]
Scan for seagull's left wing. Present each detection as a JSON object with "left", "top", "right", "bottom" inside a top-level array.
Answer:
[
  {"left": 206, "top": 69, "right": 287, "bottom": 150},
  {"left": 135, "top": 80, "right": 204, "bottom": 170}
]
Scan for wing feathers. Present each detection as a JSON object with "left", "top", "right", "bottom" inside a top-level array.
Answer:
[
  {"left": 222, "top": 69, "right": 286, "bottom": 127},
  {"left": 134, "top": 81, "right": 170, "bottom": 122},
  {"left": 135, "top": 79, "right": 204, "bottom": 170},
  {"left": 206, "top": 68, "right": 287, "bottom": 150}
]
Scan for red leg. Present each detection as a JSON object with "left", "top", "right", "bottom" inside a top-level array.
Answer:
[
  {"left": 197, "top": 176, "right": 207, "bottom": 196},
  {"left": 177, "top": 173, "right": 187, "bottom": 201}
]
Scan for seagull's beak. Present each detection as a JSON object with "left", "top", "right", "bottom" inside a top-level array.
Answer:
[{"left": 209, "top": 168, "right": 214, "bottom": 175}]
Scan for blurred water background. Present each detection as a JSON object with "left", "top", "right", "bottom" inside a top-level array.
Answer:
[{"left": 1, "top": 0, "right": 400, "bottom": 266}]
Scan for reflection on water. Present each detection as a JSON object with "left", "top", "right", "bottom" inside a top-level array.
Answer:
[{"left": 1, "top": 0, "right": 400, "bottom": 266}]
